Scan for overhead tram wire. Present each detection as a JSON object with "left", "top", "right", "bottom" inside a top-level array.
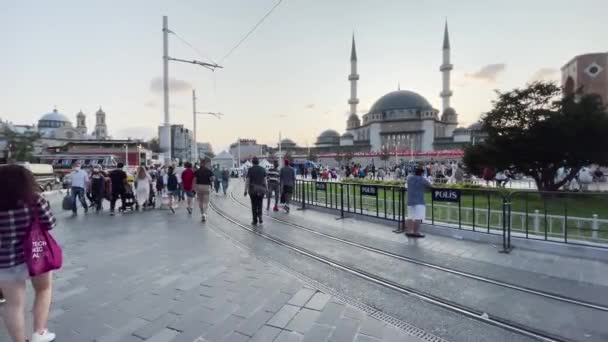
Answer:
[
  {"left": 169, "top": 29, "right": 219, "bottom": 67},
  {"left": 220, "top": 0, "right": 285, "bottom": 63}
]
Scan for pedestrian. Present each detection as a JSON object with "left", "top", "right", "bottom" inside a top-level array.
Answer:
[
  {"left": 194, "top": 159, "right": 213, "bottom": 222},
  {"left": 213, "top": 165, "right": 222, "bottom": 194},
  {"left": 175, "top": 162, "right": 185, "bottom": 202},
  {"left": 266, "top": 160, "right": 281, "bottom": 211},
  {"left": 181, "top": 162, "right": 195, "bottom": 214},
  {"left": 69, "top": 161, "right": 89, "bottom": 216},
  {"left": 378, "top": 168, "right": 386, "bottom": 181},
  {"left": 89, "top": 166, "right": 106, "bottom": 213},
  {"left": 244, "top": 157, "right": 267, "bottom": 225},
  {"left": 108, "top": 162, "right": 128, "bottom": 216},
  {"left": 280, "top": 159, "right": 296, "bottom": 213},
  {"left": 0, "top": 164, "right": 57, "bottom": 342},
  {"left": 371, "top": 164, "right": 376, "bottom": 179},
  {"left": 454, "top": 163, "right": 464, "bottom": 183},
  {"left": 311, "top": 167, "right": 318, "bottom": 180},
  {"left": 165, "top": 166, "right": 179, "bottom": 214},
  {"left": 135, "top": 166, "right": 151, "bottom": 210},
  {"left": 396, "top": 166, "right": 432, "bottom": 238},
  {"left": 221, "top": 167, "right": 230, "bottom": 195}
]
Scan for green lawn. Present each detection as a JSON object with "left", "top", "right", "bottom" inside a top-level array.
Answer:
[{"left": 294, "top": 182, "right": 608, "bottom": 243}]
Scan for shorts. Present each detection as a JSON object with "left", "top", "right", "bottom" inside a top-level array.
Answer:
[
  {"left": 407, "top": 205, "right": 426, "bottom": 221},
  {"left": 184, "top": 190, "right": 195, "bottom": 198},
  {"left": 0, "top": 263, "right": 29, "bottom": 282}
]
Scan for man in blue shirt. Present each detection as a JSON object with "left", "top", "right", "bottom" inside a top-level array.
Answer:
[
  {"left": 69, "top": 161, "right": 89, "bottom": 216},
  {"left": 394, "top": 166, "right": 432, "bottom": 238}
]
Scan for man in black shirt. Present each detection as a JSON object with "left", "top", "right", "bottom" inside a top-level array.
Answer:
[
  {"left": 194, "top": 159, "right": 214, "bottom": 222},
  {"left": 109, "top": 162, "right": 128, "bottom": 215},
  {"left": 244, "top": 157, "right": 267, "bottom": 225}
]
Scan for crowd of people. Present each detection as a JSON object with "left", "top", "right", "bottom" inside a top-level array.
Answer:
[
  {"left": 63, "top": 159, "right": 232, "bottom": 221},
  {"left": 244, "top": 157, "right": 296, "bottom": 225}
]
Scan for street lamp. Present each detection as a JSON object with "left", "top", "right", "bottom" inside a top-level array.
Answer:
[{"left": 123, "top": 144, "right": 129, "bottom": 170}]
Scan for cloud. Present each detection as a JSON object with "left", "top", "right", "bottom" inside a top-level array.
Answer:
[
  {"left": 465, "top": 63, "right": 506, "bottom": 82},
  {"left": 529, "top": 68, "right": 559, "bottom": 82},
  {"left": 305, "top": 103, "right": 315, "bottom": 109},
  {"left": 149, "top": 77, "right": 192, "bottom": 94}
]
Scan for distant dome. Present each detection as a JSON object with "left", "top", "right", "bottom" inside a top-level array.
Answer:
[
  {"left": 316, "top": 129, "right": 340, "bottom": 146},
  {"left": 369, "top": 90, "right": 433, "bottom": 114},
  {"left": 39, "top": 109, "right": 71, "bottom": 123},
  {"left": 38, "top": 108, "right": 73, "bottom": 130},
  {"left": 468, "top": 122, "right": 483, "bottom": 131},
  {"left": 319, "top": 129, "right": 340, "bottom": 138},
  {"left": 443, "top": 107, "right": 456, "bottom": 116},
  {"left": 280, "top": 138, "right": 296, "bottom": 145}
]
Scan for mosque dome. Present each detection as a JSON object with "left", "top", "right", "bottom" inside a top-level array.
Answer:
[
  {"left": 316, "top": 129, "right": 340, "bottom": 146},
  {"left": 280, "top": 138, "right": 297, "bottom": 148},
  {"left": 369, "top": 90, "right": 433, "bottom": 114},
  {"left": 468, "top": 121, "right": 483, "bottom": 131}
]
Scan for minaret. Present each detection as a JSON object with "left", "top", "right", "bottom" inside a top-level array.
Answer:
[
  {"left": 347, "top": 34, "right": 361, "bottom": 130},
  {"left": 94, "top": 107, "right": 108, "bottom": 140},
  {"left": 439, "top": 20, "right": 453, "bottom": 112},
  {"left": 76, "top": 110, "right": 87, "bottom": 136}
]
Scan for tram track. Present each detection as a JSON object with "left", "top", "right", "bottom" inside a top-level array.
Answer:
[
  {"left": 209, "top": 199, "right": 573, "bottom": 342},
  {"left": 226, "top": 191, "right": 608, "bottom": 313}
]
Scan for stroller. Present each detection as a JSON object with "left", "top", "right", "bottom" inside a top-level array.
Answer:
[{"left": 120, "top": 183, "right": 137, "bottom": 212}]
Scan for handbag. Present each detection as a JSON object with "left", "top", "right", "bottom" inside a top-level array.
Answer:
[
  {"left": 22, "top": 209, "right": 63, "bottom": 276},
  {"left": 62, "top": 192, "right": 72, "bottom": 211}
]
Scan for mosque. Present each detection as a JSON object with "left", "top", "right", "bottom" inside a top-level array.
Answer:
[
  {"left": 314, "top": 22, "right": 473, "bottom": 153},
  {"left": 36, "top": 107, "right": 109, "bottom": 140}
]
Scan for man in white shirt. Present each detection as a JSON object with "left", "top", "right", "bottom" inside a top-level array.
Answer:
[
  {"left": 70, "top": 161, "right": 89, "bottom": 216},
  {"left": 175, "top": 161, "right": 185, "bottom": 201}
]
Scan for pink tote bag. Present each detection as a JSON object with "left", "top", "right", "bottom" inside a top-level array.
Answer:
[{"left": 22, "top": 210, "right": 62, "bottom": 277}]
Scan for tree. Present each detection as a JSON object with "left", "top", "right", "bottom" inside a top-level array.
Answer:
[
  {"left": 146, "top": 137, "right": 161, "bottom": 153},
  {"left": 463, "top": 81, "right": 608, "bottom": 191},
  {"left": 2, "top": 127, "right": 40, "bottom": 162},
  {"left": 379, "top": 147, "right": 391, "bottom": 168}
]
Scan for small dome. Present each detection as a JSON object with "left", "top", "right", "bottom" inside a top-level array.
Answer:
[
  {"left": 96, "top": 107, "right": 105, "bottom": 115},
  {"left": 280, "top": 138, "right": 296, "bottom": 145},
  {"left": 316, "top": 129, "right": 340, "bottom": 146},
  {"left": 318, "top": 129, "right": 340, "bottom": 138},
  {"left": 468, "top": 121, "right": 483, "bottom": 131},
  {"left": 76, "top": 110, "right": 85, "bottom": 117},
  {"left": 39, "top": 109, "right": 71, "bottom": 123},
  {"left": 369, "top": 90, "right": 433, "bottom": 114},
  {"left": 443, "top": 107, "right": 456, "bottom": 116}
]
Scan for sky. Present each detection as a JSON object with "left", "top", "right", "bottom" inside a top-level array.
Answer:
[{"left": 1, "top": 0, "right": 606, "bottom": 152}]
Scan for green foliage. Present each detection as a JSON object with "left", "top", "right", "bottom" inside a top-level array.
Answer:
[
  {"left": 463, "top": 81, "right": 608, "bottom": 191},
  {"left": 2, "top": 127, "right": 40, "bottom": 162},
  {"left": 146, "top": 137, "right": 161, "bottom": 153}
]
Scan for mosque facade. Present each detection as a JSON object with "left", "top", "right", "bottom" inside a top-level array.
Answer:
[
  {"left": 37, "top": 107, "right": 109, "bottom": 140},
  {"left": 314, "top": 22, "right": 468, "bottom": 153}
]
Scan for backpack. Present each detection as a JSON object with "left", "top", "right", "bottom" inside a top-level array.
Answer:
[{"left": 167, "top": 174, "right": 178, "bottom": 191}]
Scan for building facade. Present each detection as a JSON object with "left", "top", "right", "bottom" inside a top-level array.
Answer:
[
  {"left": 229, "top": 139, "right": 268, "bottom": 162},
  {"left": 562, "top": 52, "right": 608, "bottom": 104},
  {"left": 169, "top": 125, "right": 193, "bottom": 162}
]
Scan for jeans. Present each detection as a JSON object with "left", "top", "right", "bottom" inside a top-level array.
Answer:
[
  {"left": 249, "top": 192, "right": 264, "bottom": 223},
  {"left": 221, "top": 181, "right": 229, "bottom": 195},
  {"left": 214, "top": 180, "right": 221, "bottom": 193},
  {"left": 71, "top": 187, "right": 88, "bottom": 213},
  {"left": 110, "top": 189, "right": 126, "bottom": 212},
  {"left": 267, "top": 182, "right": 280, "bottom": 209},
  {"left": 282, "top": 185, "right": 293, "bottom": 206}
]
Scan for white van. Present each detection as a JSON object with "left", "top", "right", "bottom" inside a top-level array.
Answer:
[{"left": 19, "top": 163, "right": 59, "bottom": 191}]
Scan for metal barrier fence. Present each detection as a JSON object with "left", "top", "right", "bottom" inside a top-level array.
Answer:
[{"left": 293, "top": 180, "right": 608, "bottom": 252}]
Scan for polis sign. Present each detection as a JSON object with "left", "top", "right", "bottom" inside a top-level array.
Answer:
[{"left": 432, "top": 188, "right": 461, "bottom": 203}]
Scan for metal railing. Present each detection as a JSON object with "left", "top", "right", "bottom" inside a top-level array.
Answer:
[{"left": 293, "top": 179, "right": 608, "bottom": 252}]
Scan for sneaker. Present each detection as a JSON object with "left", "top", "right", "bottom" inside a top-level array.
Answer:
[
  {"left": 284, "top": 205, "right": 290, "bottom": 213},
  {"left": 187, "top": 208, "right": 192, "bottom": 214},
  {"left": 202, "top": 214, "right": 207, "bottom": 222},
  {"left": 31, "top": 329, "right": 56, "bottom": 342},
  {"left": 252, "top": 221, "right": 258, "bottom": 226},
  {"left": 0, "top": 296, "right": 5, "bottom": 304},
  {"left": 273, "top": 206, "right": 279, "bottom": 212},
  {"left": 170, "top": 207, "right": 175, "bottom": 214},
  {"left": 110, "top": 212, "right": 115, "bottom": 216},
  {"left": 258, "top": 217, "right": 263, "bottom": 225}
]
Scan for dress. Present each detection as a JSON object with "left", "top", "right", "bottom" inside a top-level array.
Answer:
[{"left": 135, "top": 174, "right": 151, "bottom": 206}]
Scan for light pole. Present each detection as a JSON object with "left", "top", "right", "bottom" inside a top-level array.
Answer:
[
  {"left": 192, "top": 89, "right": 222, "bottom": 162},
  {"left": 137, "top": 144, "right": 142, "bottom": 166},
  {"left": 160, "top": 16, "right": 223, "bottom": 164},
  {"left": 124, "top": 144, "right": 129, "bottom": 170}
]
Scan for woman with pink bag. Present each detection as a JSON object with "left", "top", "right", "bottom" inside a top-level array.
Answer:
[{"left": 0, "top": 165, "right": 59, "bottom": 342}]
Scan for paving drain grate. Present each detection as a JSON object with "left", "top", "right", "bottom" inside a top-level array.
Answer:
[{"left": 208, "top": 223, "right": 449, "bottom": 342}]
